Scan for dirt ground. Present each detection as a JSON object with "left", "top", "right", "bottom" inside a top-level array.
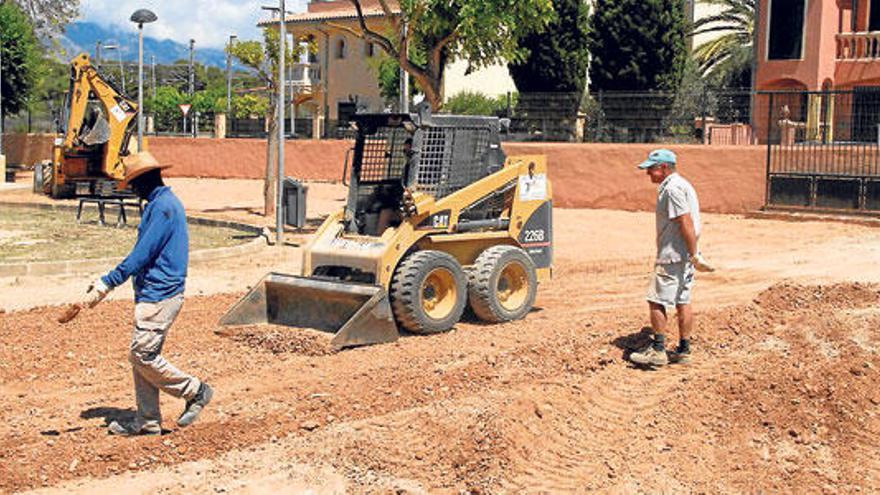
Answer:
[{"left": 2, "top": 178, "right": 880, "bottom": 493}]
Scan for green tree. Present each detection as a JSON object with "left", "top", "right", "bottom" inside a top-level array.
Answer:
[
  {"left": 144, "top": 86, "right": 185, "bottom": 131},
  {"left": 443, "top": 91, "right": 509, "bottom": 116},
  {"left": 587, "top": 0, "right": 688, "bottom": 92},
  {"left": 692, "top": 0, "right": 755, "bottom": 89},
  {"left": 344, "top": 0, "right": 555, "bottom": 111},
  {"left": 7, "top": 0, "right": 79, "bottom": 37},
  {"left": 0, "top": 2, "right": 40, "bottom": 118},
  {"left": 228, "top": 28, "right": 302, "bottom": 217},
  {"left": 231, "top": 94, "right": 268, "bottom": 119},
  {"left": 508, "top": 0, "right": 590, "bottom": 93}
]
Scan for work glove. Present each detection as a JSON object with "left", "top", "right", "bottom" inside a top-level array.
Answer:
[
  {"left": 689, "top": 252, "right": 716, "bottom": 273},
  {"left": 85, "top": 278, "right": 111, "bottom": 308}
]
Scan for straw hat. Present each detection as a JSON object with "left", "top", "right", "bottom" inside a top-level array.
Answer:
[{"left": 120, "top": 151, "right": 172, "bottom": 188}]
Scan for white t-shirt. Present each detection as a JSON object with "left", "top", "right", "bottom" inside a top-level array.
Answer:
[{"left": 655, "top": 172, "right": 701, "bottom": 264}]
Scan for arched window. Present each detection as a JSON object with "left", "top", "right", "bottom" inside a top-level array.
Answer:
[{"left": 335, "top": 37, "right": 347, "bottom": 59}]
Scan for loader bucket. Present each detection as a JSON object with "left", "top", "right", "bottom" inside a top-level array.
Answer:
[{"left": 219, "top": 272, "right": 399, "bottom": 350}]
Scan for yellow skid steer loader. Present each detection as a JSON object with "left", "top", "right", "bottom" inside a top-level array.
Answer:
[{"left": 220, "top": 110, "right": 552, "bottom": 349}]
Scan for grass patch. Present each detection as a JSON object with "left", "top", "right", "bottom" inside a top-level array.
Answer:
[{"left": 0, "top": 206, "right": 255, "bottom": 263}]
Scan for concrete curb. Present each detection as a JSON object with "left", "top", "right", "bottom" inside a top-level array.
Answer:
[{"left": 0, "top": 201, "right": 267, "bottom": 277}]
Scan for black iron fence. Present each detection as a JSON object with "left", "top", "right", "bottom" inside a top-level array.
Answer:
[{"left": 759, "top": 89, "right": 880, "bottom": 212}]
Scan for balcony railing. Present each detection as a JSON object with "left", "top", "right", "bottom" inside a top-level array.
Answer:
[
  {"left": 837, "top": 32, "right": 880, "bottom": 60},
  {"left": 289, "top": 63, "right": 322, "bottom": 93}
]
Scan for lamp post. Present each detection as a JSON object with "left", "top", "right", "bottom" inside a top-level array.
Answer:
[
  {"left": 226, "top": 34, "right": 237, "bottom": 117},
  {"left": 130, "top": 8, "right": 157, "bottom": 151},
  {"left": 103, "top": 42, "right": 126, "bottom": 94}
]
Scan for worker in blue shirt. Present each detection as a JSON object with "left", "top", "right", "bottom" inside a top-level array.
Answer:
[{"left": 84, "top": 151, "right": 213, "bottom": 436}]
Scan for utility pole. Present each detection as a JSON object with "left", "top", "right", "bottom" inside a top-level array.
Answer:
[
  {"left": 276, "top": 0, "right": 286, "bottom": 246},
  {"left": 226, "top": 34, "right": 237, "bottom": 116},
  {"left": 151, "top": 55, "right": 156, "bottom": 99},
  {"left": 400, "top": 22, "right": 409, "bottom": 113},
  {"left": 1, "top": 34, "right": 4, "bottom": 157},
  {"left": 95, "top": 40, "right": 102, "bottom": 67},
  {"left": 189, "top": 39, "right": 195, "bottom": 138}
]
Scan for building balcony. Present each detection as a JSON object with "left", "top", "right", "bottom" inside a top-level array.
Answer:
[
  {"left": 836, "top": 31, "right": 880, "bottom": 60},
  {"left": 288, "top": 63, "right": 322, "bottom": 94}
]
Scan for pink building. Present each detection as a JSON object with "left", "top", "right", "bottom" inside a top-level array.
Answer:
[{"left": 756, "top": 0, "right": 880, "bottom": 91}]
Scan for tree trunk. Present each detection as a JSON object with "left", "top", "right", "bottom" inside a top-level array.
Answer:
[{"left": 264, "top": 110, "right": 278, "bottom": 218}]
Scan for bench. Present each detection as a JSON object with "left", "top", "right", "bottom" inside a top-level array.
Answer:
[{"left": 76, "top": 197, "right": 144, "bottom": 227}]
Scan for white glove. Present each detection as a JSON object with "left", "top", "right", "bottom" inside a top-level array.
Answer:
[
  {"left": 85, "top": 278, "right": 112, "bottom": 308},
  {"left": 689, "top": 253, "right": 715, "bottom": 273}
]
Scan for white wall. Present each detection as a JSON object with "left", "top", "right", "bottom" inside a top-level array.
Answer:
[{"left": 443, "top": 59, "right": 517, "bottom": 101}]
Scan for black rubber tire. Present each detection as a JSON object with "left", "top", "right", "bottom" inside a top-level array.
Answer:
[
  {"left": 390, "top": 250, "right": 467, "bottom": 334},
  {"left": 467, "top": 245, "right": 537, "bottom": 323}
]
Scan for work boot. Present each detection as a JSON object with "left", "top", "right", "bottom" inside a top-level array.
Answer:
[
  {"left": 107, "top": 420, "right": 161, "bottom": 436},
  {"left": 669, "top": 346, "right": 691, "bottom": 364},
  {"left": 177, "top": 383, "right": 213, "bottom": 427},
  {"left": 629, "top": 344, "right": 668, "bottom": 367}
]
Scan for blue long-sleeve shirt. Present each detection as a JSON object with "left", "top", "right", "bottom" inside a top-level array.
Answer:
[{"left": 102, "top": 186, "right": 189, "bottom": 303}]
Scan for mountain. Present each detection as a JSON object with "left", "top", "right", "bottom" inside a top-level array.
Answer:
[{"left": 56, "top": 22, "right": 228, "bottom": 68}]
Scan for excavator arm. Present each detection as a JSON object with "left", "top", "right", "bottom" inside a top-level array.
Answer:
[{"left": 62, "top": 53, "right": 137, "bottom": 181}]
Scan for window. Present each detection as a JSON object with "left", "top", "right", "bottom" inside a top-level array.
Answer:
[
  {"left": 768, "top": 0, "right": 806, "bottom": 60},
  {"left": 871, "top": 0, "right": 880, "bottom": 31},
  {"left": 364, "top": 41, "right": 375, "bottom": 58},
  {"left": 335, "top": 38, "right": 347, "bottom": 59}
]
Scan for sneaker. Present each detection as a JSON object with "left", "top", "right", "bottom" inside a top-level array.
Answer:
[
  {"left": 107, "top": 420, "right": 161, "bottom": 436},
  {"left": 177, "top": 383, "right": 213, "bottom": 427},
  {"left": 669, "top": 348, "right": 691, "bottom": 364},
  {"left": 629, "top": 345, "right": 669, "bottom": 367}
]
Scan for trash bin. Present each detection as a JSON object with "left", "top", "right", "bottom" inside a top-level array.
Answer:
[{"left": 282, "top": 177, "right": 307, "bottom": 228}]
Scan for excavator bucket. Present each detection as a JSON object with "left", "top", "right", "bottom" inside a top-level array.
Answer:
[{"left": 219, "top": 272, "right": 399, "bottom": 350}]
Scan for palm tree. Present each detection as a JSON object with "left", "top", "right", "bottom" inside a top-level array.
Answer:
[{"left": 691, "top": 0, "right": 755, "bottom": 87}]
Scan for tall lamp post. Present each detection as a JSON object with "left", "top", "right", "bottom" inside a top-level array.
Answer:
[
  {"left": 226, "top": 34, "right": 237, "bottom": 117},
  {"left": 130, "top": 8, "right": 157, "bottom": 151}
]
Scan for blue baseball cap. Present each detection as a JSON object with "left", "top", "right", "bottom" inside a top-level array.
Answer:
[{"left": 637, "top": 149, "right": 677, "bottom": 169}]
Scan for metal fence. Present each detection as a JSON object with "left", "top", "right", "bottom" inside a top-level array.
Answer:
[
  {"left": 760, "top": 89, "right": 880, "bottom": 212},
  {"left": 584, "top": 89, "right": 754, "bottom": 144}
]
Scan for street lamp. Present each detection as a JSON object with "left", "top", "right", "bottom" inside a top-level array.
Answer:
[
  {"left": 130, "top": 8, "right": 157, "bottom": 151},
  {"left": 226, "top": 34, "right": 237, "bottom": 117},
  {"left": 102, "top": 42, "right": 126, "bottom": 94}
]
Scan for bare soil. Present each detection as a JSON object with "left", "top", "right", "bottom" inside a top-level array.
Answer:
[{"left": 1, "top": 179, "right": 879, "bottom": 493}]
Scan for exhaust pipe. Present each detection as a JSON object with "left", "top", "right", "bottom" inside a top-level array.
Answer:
[{"left": 219, "top": 272, "right": 399, "bottom": 350}]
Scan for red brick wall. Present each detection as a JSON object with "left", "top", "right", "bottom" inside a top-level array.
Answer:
[{"left": 3, "top": 134, "right": 767, "bottom": 213}]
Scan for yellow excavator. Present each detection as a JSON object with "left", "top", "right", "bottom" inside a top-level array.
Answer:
[
  {"left": 44, "top": 53, "right": 139, "bottom": 198},
  {"left": 220, "top": 110, "right": 553, "bottom": 349}
]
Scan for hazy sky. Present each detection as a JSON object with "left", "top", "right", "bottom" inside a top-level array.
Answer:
[{"left": 79, "top": 0, "right": 310, "bottom": 48}]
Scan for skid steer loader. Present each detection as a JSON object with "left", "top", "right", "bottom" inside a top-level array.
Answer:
[{"left": 220, "top": 109, "right": 552, "bottom": 349}]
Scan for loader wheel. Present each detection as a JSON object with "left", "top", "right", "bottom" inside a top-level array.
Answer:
[
  {"left": 391, "top": 250, "right": 467, "bottom": 334},
  {"left": 468, "top": 245, "right": 537, "bottom": 323}
]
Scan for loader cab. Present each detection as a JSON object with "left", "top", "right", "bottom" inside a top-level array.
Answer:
[
  {"left": 345, "top": 114, "right": 417, "bottom": 236},
  {"left": 345, "top": 111, "right": 506, "bottom": 237}
]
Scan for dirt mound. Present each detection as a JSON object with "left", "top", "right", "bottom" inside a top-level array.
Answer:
[
  {"left": 753, "top": 281, "right": 880, "bottom": 314},
  {"left": 219, "top": 325, "right": 334, "bottom": 356}
]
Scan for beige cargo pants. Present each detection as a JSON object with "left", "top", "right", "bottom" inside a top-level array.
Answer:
[{"left": 129, "top": 293, "right": 201, "bottom": 429}]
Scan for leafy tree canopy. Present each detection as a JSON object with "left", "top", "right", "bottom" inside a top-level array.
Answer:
[
  {"left": 0, "top": 2, "right": 41, "bottom": 116},
  {"left": 509, "top": 0, "right": 590, "bottom": 93},
  {"left": 347, "top": 0, "right": 555, "bottom": 110},
  {"left": 588, "top": 0, "right": 688, "bottom": 92}
]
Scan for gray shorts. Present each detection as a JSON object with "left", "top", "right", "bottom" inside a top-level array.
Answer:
[{"left": 646, "top": 261, "right": 695, "bottom": 307}]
